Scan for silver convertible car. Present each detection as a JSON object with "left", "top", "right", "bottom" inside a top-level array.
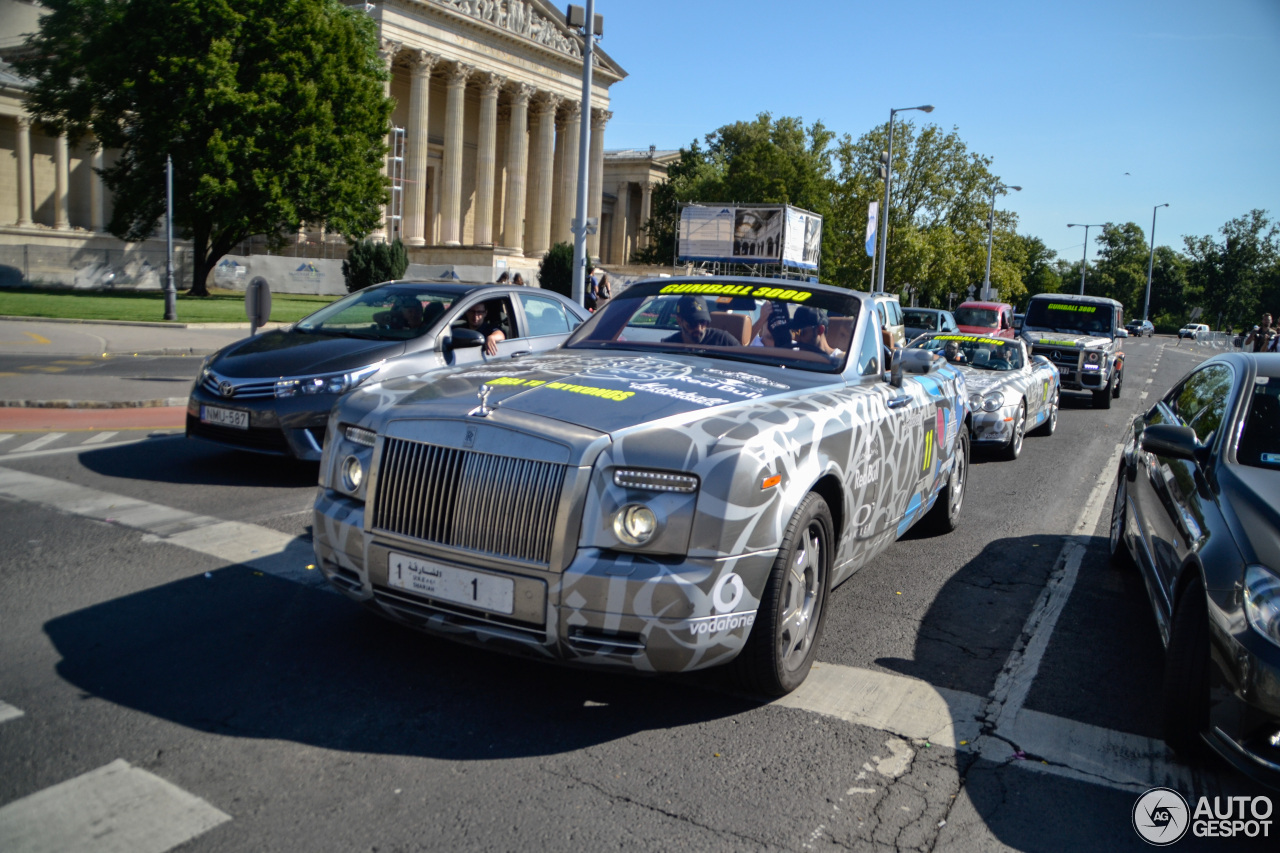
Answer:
[
  {"left": 908, "top": 333, "right": 1060, "bottom": 459},
  {"left": 313, "top": 277, "right": 971, "bottom": 695}
]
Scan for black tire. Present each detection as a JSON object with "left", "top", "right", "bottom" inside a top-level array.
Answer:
[
  {"left": 1112, "top": 368, "right": 1123, "bottom": 398},
  {"left": 733, "top": 493, "right": 833, "bottom": 696},
  {"left": 1031, "top": 387, "right": 1058, "bottom": 436},
  {"left": 1001, "top": 401, "right": 1026, "bottom": 460},
  {"left": 1108, "top": 467, "right": 1134, "bottom": 569},
  {"left": 923, "top": 429, "right": 968, "bottom": 534},
  {"left": 1162, "top": 580, "right": 1211, "bottom": 760},
  {"left": 1093, "top": 382, "right": 1113, "bottom": 409}
]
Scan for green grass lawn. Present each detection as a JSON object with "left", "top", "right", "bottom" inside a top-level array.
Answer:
[{"left": 0, "top": 287, "right": 338, "bottom": 324}]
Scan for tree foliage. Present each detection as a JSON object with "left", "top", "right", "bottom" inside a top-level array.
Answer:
[
  {"left": 538, "top": 242, "right": 574, "bottom": 299},
  {"left": 342, "top": 239, "right": 408, "bottom": 293},
  {"left": 16, "top": 0, "right": 393, "bottom": 296},
  {"left": 1184, "top": 209, "right": 1279, "bottom": 331},
  {"left": 1089, "top": 222, "right": 1150, "bottom": 307}
]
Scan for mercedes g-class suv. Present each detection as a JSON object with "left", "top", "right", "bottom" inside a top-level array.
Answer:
[{"left": 1020, "top": 293, "right": 1127, "bottom": 409}]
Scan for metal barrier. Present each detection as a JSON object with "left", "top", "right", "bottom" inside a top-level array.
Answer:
[{"left": 0, "top": 244, "right": 191, "bottom": 290}]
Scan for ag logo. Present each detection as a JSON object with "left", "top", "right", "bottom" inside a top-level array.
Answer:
[
  {"left": 1132, "top": 787, "right": 1189, "bottom": 845},
  {"left": 710, "top": 572, "right": 744, "bottom": 614}
]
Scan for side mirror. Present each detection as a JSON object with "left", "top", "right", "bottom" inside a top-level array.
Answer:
[
  {"left": 446, "top": 327, "right": 485, "bottom": 350},
  {"left": 1116, "top": 329, "right": 1129, "bottom": 338},
  {"left": 891, "top": 348, "right": 939, "bottom": 387},
  {"left": 1141, "top": 424, "right": 1205, "bottom": 463}
]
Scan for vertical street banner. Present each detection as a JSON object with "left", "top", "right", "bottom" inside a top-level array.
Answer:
[
  {"left": 782, "top": 207, "right": 822, "bottom": 270},
  {"left": 866, "top": 202, "right": 878, "bottom": 257}
]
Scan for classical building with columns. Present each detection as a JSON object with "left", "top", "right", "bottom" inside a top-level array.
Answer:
[{"left": 0, "top": 0, "right": 683, "bottom": 288}]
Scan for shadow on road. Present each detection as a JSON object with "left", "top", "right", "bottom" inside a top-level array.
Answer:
[
  {"left": 79, "top": 435, "right": 318, "bottom": 488},
  {"left": 44, "top": 566, "right": 756, "bottom": 761}
]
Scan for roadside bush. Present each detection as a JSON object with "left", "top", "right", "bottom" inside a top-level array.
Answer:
[
  {"left": 343, "top": 238, "right": 408, "bottom": 293},
  {"left": 537, "top": 241, "right": 573, "bottom": 299}
]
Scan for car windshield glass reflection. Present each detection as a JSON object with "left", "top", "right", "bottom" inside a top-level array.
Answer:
[
  {"left": 903, "top": 309, "right": 939, "bottom": 329},
  {"left": 565, "top": 280, "right": 860, "bottom": 373},
  {"left": 1024, "top": 301, "right": 1110, "bottom": 335},
  {"left": 295, "top": 286, "right": 459, "bottom": 341},
  {"left": 954, "top": 307, "right": 999, "bottom": 327},
  {"left": 912, "top": 335, "right": 1022, "bottom": 370},
  {"left": 1237, "top": 382, "right": 1280, "bottom": 470}
]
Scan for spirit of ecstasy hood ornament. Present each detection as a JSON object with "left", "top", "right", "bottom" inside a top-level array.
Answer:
[{"left": 472, "top": 384, "right": 492, "bottom": 417}]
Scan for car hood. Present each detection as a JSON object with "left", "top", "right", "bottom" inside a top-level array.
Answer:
[
  {"left": 955, "top": 366, "right": 1020, "bottom": 396},
  {"left": 346, "top": 350, "right": 839, "bottom": 436},
  {"left": 1021, "top": 330, "right": 1112, "bottom": 350},
  {"left": 1219, "top": 464, "right": 1280, "bottom": 570},
  {"left": 209, "top": 329, "right": 409, "bottom": 378}
]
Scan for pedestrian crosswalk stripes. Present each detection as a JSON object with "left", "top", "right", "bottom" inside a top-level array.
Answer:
[
  {"left": 0, "top": 759, "right": 230, "bottom": 853},
  {"left": 0, "top": 700, "right": 23, "bottom": 725},
  {"left": 10, "top": 433, "right": 65, "bottom": 453},
  {"left": 0, "top": 429, "right": 181, "bottom": 458},
  {"left": 79, "top": 431, "right": 119, "bottom": 445}
]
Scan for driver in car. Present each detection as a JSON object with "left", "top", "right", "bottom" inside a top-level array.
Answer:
[
  {"left": 663, "top": 295, "right": 740, "bottom": 346},
  {"left": 942, "top": 339, "right": 967, "bottom": 364},
  {"left": 462, "top": 302, "right": 506, "bottom": 355}
]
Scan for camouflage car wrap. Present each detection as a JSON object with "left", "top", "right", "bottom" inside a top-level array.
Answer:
[{"left": 312, "top": 279, "right": 969, "bottom": 676}]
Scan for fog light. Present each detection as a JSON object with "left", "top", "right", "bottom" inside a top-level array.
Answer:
[
  {"left": 341, "top": 455, "right": 364, "bottom": 492},
  {"left": 614, "top": 504, "right": 657, "bottom": 546}
]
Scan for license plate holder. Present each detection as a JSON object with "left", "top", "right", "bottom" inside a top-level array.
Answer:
[
  {"left": 200, "top": 405, "right": 249, "bottom": 429},
  {"left": 387, "top": 552, "right": 515, "bottom": 615}
]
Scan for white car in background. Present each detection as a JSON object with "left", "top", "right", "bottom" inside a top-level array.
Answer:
[{"left": 1178, "top": 323, "right": 1210, "bottom": 340}]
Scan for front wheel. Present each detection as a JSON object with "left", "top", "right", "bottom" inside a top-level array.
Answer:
[
  {"left": 1162, "top": 581, "right": 1211, "bottom": 760},
  {"left": 1093, "top": 382, "right": 1113, "bottom": 409},
  {"left": 1109, "top": 468, "right": 1134, "bottom": 569},
  {"left": 1112, "top": 368, "right": 1123, "bottom": 398},
  {"left": 1001, "top": 402, "right": 1026, "bottom": 460},
  {"left": 733, "top": 493, "right": 833, "bottom": 696},
  {"left": 923, "top": 430, "right": 968, "bottom": 534}
]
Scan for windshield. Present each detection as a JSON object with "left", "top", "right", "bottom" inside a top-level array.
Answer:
[
  {"left": 954, "top": 307, "right": 999, "bottom": 328},
  {"left": 565, "top": 279, "right": 860, "bottom": 372},
  {"left": 1024, "top": 299, "right": 1113, "bottom": 335},
  {"left": 295, "top": 285, "right": 461, "bottom": 341},
  {"left": 1237, "top": 379, "right": 1280, "bottom": 470},
  {"left": 903, "top": 309, "right": 939, "bottom": 329},
  {"left": 910, "top": 334, "right": 1024, "bottom": 371}
]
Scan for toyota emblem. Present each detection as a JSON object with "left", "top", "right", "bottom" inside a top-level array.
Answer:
[{"left": 218, "top": 380, "right": 235, "bottom": 398}]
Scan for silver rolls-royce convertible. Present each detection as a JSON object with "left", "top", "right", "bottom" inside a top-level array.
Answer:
[{"left": 313, "top": 277, "right": 971, "bottom": 695}]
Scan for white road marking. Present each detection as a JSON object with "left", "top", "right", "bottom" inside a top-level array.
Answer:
[
  {"left": 1, "top": 433, "right": 181, "bottom": 461},
  {"left": 0, "top": 759, "right": 229, "bottom": 853},
  {"left": 9, "top": 433, "right": 65, "bottom": 454},
  {"left": 0, "top": 467, "right": 324, "bottom": 589},
  {"left": 80, "top": 431, "right": 119, "bottom": 445},
  {"left": 0, "top": 434, "right": 12, "bottom": 445},
  {"left": 1139, "top": 392, "right": 1148, "bottom": 401},
  {"left": 0, "top": 700, "right": 23, "bottom": 724}
]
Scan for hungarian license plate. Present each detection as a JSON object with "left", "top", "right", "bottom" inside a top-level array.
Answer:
[
  {"left": 387, "top": 552, "right": 514, "bottom": 615},
  {"left": 200, "top": 405, "right": 248, "bottom": 429}
]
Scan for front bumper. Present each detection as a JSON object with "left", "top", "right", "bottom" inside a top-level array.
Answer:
[
  {"left": 313, "top": 489, "right": 778, "bottom": 674},
  {"left": 186, "top": 385, "right": 336, "bottom": 461},
  {"left": 970, "top": 407, "right": 1018, "bottom": 445},
  {"left": 1208, "top": 620, "right": 1280, "bottom": 790}
]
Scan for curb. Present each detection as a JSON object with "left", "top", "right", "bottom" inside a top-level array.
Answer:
[
  {"left": 0, "top": 315, "right": 288, "bottom": 331},
  {"left": 101, "top": 349, "right": 217, "bottom": 357},
  {"left": 0, "top": 398, "right": 187, "bottom": 409}
]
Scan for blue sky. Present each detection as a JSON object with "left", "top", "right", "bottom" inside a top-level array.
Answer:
[{"left": 596, "top": 0, "right": 1280, "bottom": 265}]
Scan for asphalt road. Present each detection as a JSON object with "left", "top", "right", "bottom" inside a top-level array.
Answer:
[{"left": 0, "top": 335, "right": 1274, "bottom": 852}]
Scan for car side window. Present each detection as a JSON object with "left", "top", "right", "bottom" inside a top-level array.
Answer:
[
  {"left": 1173, "top": 365, "right": 1233, "bottom": 445},
  {"left": 856, "top": 315, "right": 883, "bottom": 377},
  {"left": 517, "top": 293, "right": 573, "bottom": 337}
]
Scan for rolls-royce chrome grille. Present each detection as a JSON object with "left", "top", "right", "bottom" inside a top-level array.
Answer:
[{"left": 371, "top": 436, "right": 566, "bottom": 565}]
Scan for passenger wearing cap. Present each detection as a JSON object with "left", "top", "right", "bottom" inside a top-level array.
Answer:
[
  {"left": 750, "top": 301, "right": 792, "bottom": 347},
  {"left": 790, "top": 306, "right": 845, "bottom": 363},
  {"left": 663, "top": 295, "right": 741, "bottom": 346}
]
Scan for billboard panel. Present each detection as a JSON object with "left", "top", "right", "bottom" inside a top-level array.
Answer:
[
  {"left": 678, "top": 204, "right": 821, "bottom": 269},
  {"left": 783, "top": 207, "right": 822, "bottom": 270}
]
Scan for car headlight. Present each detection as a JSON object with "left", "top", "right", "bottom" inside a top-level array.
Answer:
[
  {"left": 981, "top": 391, "right": 1005, "bottom": 412},
  {"left": 1083, "top": 351, "right": 1102, "bottom": 369},
  {"left": 276, "top": 362, "right": 384, "bottom": 399},
  {"left": 341, "top": 454, "right": 364, "bottom": 492},
  {"left": 613, "top": 504, "right": 658, "bottom": 546},
  {"left": 1244, "top": 565, "right": 1280, "bottom": 648}
]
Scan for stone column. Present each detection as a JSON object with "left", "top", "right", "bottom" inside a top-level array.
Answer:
[
  {"left": 374, "top": 40, "right": 400, "bottom": 242},
  {"left": 502, "top": 84, "right": 533, "bottom": 252},
  {"left": 639, "top": 182, "right": 653, "bottom": 250},
  {"left": 553, "top": 102, "right": 580, "bottom": 246},
  {"left": 587, "top": 109, "right": 609, "bottom": 261},
  {"left": 90, "top": 147, "right": 105, "bottom": 232},
  {"left": 15, "top": 117, "right": 32, "bottom": 227},
  {"left": 493, "top": 106, "right": 509, "bottom": 243},
  {"left": 473, "top": 72, "right": 503, "bottom": 246},
  {"left": 548, "top": 108, "right": 566, "bottom": 246},
  {"left": 611, "top": 182, "right": 629, "bottom": 264},
  {"left": 525, "top": 93, "right": 560, "bottom": 257},
  {"left": 403, "top": 50, "right": 436, "bottom": 247},
  {"left": 54, "top": 133, "right": 70, "bottom": 230},
  {"left": 440, "top": 63, "right": 471, "bottom": 246}
]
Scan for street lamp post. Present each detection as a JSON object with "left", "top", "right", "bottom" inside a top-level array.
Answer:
[
  {"left": 1143, "top": 203, "right": 1169, "bottom": 324},
  {"left": 982, "top": 182, "right": 1020, "bottom": 301},
  {"left": 164, "top": 153, "right": 177, "bottom": 321},
  {"left": 568, "top": 2, "right": 599, "bottom": 308},
  {"left": 1067, "top": 222, "right": 1105, "bottom": 295},
  {"left": 874, "top": 104, "right": 934, "bottom": 293}
]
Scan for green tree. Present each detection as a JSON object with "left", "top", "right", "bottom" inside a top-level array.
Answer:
[
  {"left": 342, "top": 238, "right": 408, "bottom": 293},
  {"left": 16, "top": 0, "right": 393, "bottom": 297},
  {"left": 1184, "top": 209, "right": 1279, "bottom": 330},
  {"left": 1006, "top": 234, "right": 1061, "bottom": 302},
  {"left": 1090, "top": 222, "right": 1149, "bottom": 308},
  {"left": 538, "top": 242, "right": 574, "bottom": 300},
  {"left": 1148, "top": 245, "right": 1189, "bottom": 331}
]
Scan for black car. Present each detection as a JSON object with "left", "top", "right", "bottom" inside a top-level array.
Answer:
[
  {"left": 1109, "top": 352, "right": 1280, "bottom": 788},
  {"left": 187, "top": 281, "right": 590, "bottom": 460},
  {"left": 902, "top": 307, "right": 958, "bottom": 343},
  {"left": 1125, "top": 319, "right": 1155, "bottom": 337}
]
